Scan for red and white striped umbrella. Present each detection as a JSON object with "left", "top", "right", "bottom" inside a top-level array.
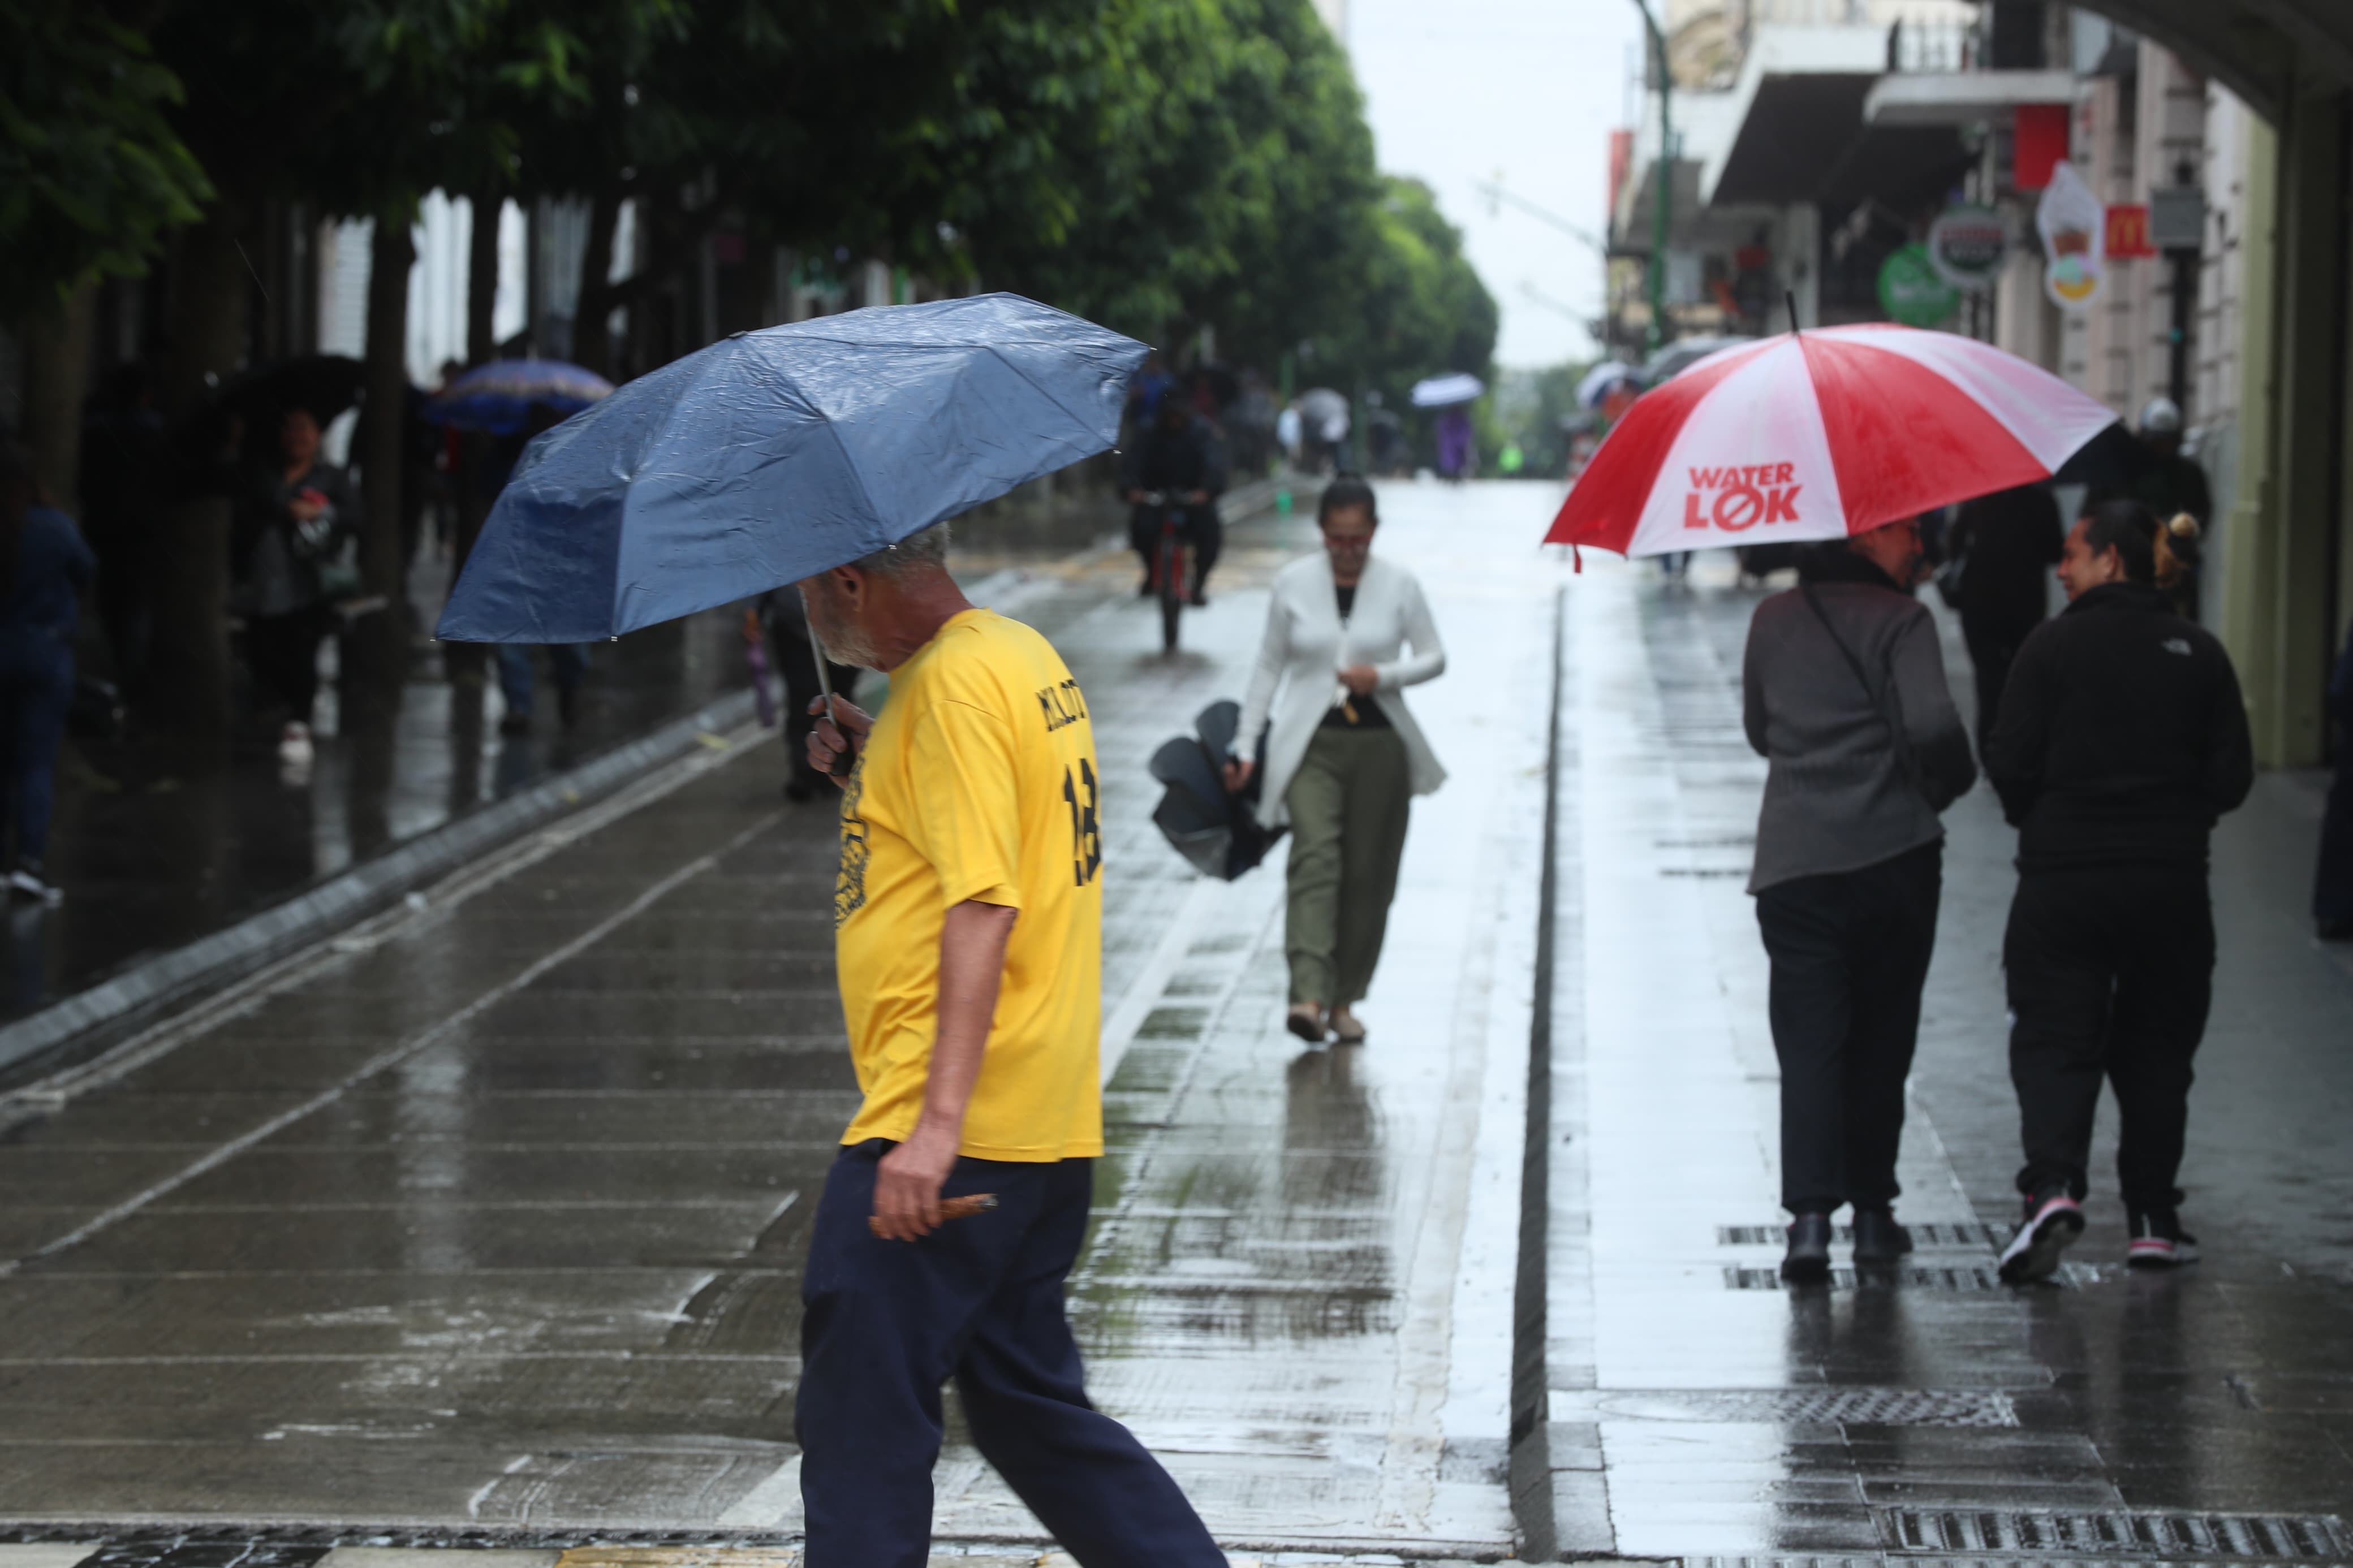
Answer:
[{"left": 1546, "top": 325, "right": 2118, "bottom": 558}]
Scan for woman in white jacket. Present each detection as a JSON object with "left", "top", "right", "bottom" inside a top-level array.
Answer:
[{"left": 1224, "top": 478, "right": 1446, "bottom": 1043}]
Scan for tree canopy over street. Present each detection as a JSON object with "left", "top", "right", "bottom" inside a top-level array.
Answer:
[{"left": 4, "top": 0, "right": 1496, "bottom": 398}]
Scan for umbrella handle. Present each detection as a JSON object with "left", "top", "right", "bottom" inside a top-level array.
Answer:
[{"left": 809, "top": 615, "right": 855, "bottom": 777}]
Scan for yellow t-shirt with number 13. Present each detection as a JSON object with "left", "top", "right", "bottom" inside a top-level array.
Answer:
[{"left": 833, "top": 607, "right": 1104, "bottom": 1160}]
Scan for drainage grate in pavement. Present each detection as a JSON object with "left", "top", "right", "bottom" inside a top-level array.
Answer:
[
  {"left": 1601, "top": 1388, "right": 2017, "bottom": 1426},
  {"left": 1725, "top": 1263, "right": 2109, "bottom": 1290},
  {"left": 1720, "top": 1223, "right": 2003, "bottom": 1248},
  {"left": 1727, "top": 1265, "right": 2004, "bottom": 1290},
  {"left": 1884, "top": 1512, "right": 2348, "bottom": 1557}
]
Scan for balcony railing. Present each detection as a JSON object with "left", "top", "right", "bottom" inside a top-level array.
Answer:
[{"left": 1887, "top": 19, "right": 1982, "bottom": 74}]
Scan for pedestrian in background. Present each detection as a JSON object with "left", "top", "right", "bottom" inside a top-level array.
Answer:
[
  {"left": 761, "top": 585, "right": 857, "bottom": 801},
  {"left": 1946, "top": 482, "right": 2063, "bottom": 753},
  {"left": 0, "top": 445, "right": 94, "bottom": 905},
  {"left": 1742, "top": 519, "right": 1977, "bottom": 1282},
  {"left": 1226, "top": 477, "right": 1446, "bottom": 1046},
  {"left": 2317, "top": 618, "right": 2353, "bottom": 943},
  {"left": 77, "top": 361, "right": 172, "bottom": 703},
  {"left": 235, "top": 406, "right": 356, "bottom": 769},
  {"left": 2129, "top": 399, "right": 2212, "bottom": 620},
  {"left": 795, "top": 525, "right": 1224, "bottom": 1568},
  {"left": 1986, "top": 499, "right": 2252, "bottom": 1282},
  {"left": 482, "top": 407, "right": 587, "bottom": 737},
  {"left": 1435, "top": 405, "right": 1473, "bottom": 482}
]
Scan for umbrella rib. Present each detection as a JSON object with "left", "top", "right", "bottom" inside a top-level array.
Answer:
[{"left": 979, "top": 344, "right": 1109, "bottom": 444}]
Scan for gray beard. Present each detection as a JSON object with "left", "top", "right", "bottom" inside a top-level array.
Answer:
[{"left": 804, "top": 595, "right": 882, "bottom": 671}]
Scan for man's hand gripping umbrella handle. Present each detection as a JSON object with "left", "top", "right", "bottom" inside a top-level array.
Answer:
[{"left": 810, "top": 619, "right": 856, "bottom": 779}]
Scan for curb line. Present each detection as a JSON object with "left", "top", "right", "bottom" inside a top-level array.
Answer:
[
  {"left": 0, "top": 689, "right": 758, "bottom": 1081},
  {"left": 1509, "top": 584, "right": 1568, "bottom": 1561}
]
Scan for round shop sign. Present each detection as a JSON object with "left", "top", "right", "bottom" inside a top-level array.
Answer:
[
  {"left": 1877, "top": 244, "right": 1960, "bottom": 327},
  {"left": 1927, "top": 205, "right": 2007, "bottom": 292}
]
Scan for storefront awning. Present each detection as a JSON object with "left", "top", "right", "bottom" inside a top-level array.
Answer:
[{"left": 1863, "top": 70, "right": 2079, "bottom": 128}]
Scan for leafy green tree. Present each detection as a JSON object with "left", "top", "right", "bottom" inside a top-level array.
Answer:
[
  {"left": 1313, "top": 176, "right": 1498, "bottom": 404},
  {"left": 0, "top": 1, "right": 212, "bottom": 317}
]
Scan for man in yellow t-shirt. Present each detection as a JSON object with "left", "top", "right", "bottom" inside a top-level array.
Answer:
[{"left": 793, "top": 523, "right": 1223, "bottom": 1568}]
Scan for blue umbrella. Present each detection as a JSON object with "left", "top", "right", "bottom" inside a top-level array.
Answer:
[
  {"left": 436, "top": 295, "right": 1149, "bottom": 643},
  {"left": 425, "top": 358, "right": 615, "bottom": 433}
]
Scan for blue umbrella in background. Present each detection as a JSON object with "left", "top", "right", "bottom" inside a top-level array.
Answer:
[
  {"left": 425, "top": 358, "right": 615, "bottom": 434},
  {"left": 436, "top": 294, "right": 1149, "bottom": 644}
]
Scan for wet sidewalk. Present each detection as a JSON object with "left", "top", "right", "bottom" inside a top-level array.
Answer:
[
  {"left": 2, "top": 486, "right": 1157, "bottom": 1055},
  {"left": 1533, "top": 550, "right": 2353, "bottom": 1558}
]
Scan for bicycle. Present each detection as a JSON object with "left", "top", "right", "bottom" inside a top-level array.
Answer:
[{"left": 1135, "top": 489, "right": 1197, "bottom": 654}]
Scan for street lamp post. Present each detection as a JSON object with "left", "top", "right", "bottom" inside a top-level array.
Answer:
[{"left": 1632, "top": 0, "right": 1671, "bottom": 356}]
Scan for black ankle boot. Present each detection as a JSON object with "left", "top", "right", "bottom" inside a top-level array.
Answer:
[
  {"left": 1852, "top": 1207, "right": 1914, "bottom": 1263},
  {"left": 1782, "top": 1213, "right": 1833, "bottom": 1283}
]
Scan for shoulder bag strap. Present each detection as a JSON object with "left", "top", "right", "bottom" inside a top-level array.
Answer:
[{"left": 1799, "top": 583, "right": 1925, "bottom": 798}]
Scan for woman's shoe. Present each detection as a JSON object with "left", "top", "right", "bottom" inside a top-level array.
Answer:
[
  {"left": 1781, "top": 1213, "right": 1834, "bottom": 1284},
  {"left": 1851, "top": 1208, "right": 1914, "bottom": 1263},
  {"left": 1285, "top": 1003, "right": 1328, "bottom": 1043},
  {"left": 7, "top": 863, "right": 62, "bottom": 907},
  {"left": 1997, "top": 1190, "right": 2084, "bottom": 1284},
  {"left": 1328, "top": 1005, "right": 1367, "bottom": 1043}
]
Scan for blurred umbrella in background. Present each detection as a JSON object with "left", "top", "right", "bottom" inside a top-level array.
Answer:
[
  {"left": 1409, "top": 372, "right": 1485, "bottom": 408},
  {"left": 1296, "top": 386, "right": 1350, "bottom": 428},
  {"left": 1577, "top": 361, "right": 1642, "bottom": 409},
  {"left": 425, "top": 359, "right": 615, "bottom": 434},
  {"left": 221, "top": 356, "right": 368, "bottom": 425}
]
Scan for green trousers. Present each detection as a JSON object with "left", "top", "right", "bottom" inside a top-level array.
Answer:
[{"left": 1283, "top": 725, "right": 1412, "bottom": 1006}]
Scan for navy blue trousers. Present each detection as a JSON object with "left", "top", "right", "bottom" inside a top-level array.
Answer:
[{"left": 796, "top": 1146, "right": 1222, "bottom": 1568}]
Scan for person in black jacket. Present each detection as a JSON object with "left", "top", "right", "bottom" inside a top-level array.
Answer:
[
  {"left": 1947, "top": 483, "right": 2063, "bottom": 751},
  {"left": 1984, "top": 499, "right": 2252, "bottom": 1282}
]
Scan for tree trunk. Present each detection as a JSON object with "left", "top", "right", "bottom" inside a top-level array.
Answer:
[
  {"left": 571, "top": 186, "right": 622, "bottom": 379},
  {"left": 466, "top": 188, "right": 502, "bottom": 366},
  {"left": 149, "top": 210, "right": 248, "bottom": 746},
  {"left": 346, "top": 211, "right": 415, "bottom": 718},
  {"left": 20, "top": 280, "right": 98, "bottom": 514}
]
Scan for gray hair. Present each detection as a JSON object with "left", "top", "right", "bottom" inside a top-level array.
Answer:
[{"left": 851, "top": 521, "right": 951, "bottom": 577}]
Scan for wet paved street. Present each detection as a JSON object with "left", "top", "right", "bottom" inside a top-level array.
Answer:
[{"left": 3, "top": 483, "right": 2351, "bottom": 1561}]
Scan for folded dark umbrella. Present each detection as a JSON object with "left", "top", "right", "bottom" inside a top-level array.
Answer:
[{"left": 1149, "top": 700, "right": 1283, "bottom": 880}]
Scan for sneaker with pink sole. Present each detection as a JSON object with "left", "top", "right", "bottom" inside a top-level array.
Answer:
[{"left": 1998, "top": 1190, "right": 2084, "bottom": 1284}]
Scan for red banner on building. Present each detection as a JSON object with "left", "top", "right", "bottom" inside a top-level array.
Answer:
[{"left": 2014, "top": 104, "right": 2069, "bottom": 191}]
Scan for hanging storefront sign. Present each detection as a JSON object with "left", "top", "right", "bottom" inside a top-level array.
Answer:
[
  {"left": 1877, "top": 244, "right": 1960, "bottom": 328},
  {"left": 2105, "top": 204, "right": 2157, "bottom": 260},
  {"left": 2149, "top": 186, "right": 2208, "bottom": 252},
  {"left": 1926, "top": 206, "right": 2007, "bottom": 292},
  {"left": 2036, "top": 161, "right": 2106, "bottom": 311}
]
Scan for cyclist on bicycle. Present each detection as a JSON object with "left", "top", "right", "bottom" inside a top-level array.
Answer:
[{"left": 1122, "top": 393, "right": 1226, "bottom": 606}]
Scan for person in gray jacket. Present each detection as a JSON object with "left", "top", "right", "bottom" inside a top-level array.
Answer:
[{"left": 1742, "top": 517, "right": 1976, "bottom": 1282}]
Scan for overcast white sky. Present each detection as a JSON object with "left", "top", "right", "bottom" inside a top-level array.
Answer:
[{"left": 1346, "top": 0, "right": 1643, "bottom": 369}]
